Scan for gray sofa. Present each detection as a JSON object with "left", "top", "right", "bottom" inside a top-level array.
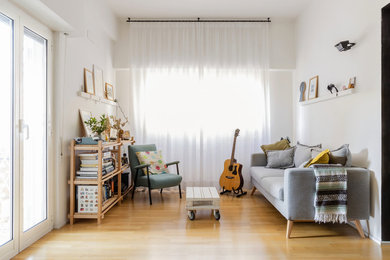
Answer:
[{"left": 250, "top": 152, "right": 370, "bottom": 238}]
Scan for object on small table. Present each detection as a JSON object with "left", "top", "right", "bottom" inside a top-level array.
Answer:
[{"left": 186, "top": 187, "right": 220, "bottom": 221}]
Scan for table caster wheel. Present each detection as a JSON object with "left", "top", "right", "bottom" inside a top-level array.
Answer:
[
  {"left": 214, "top": 210, "right": 220, "bottom": 220},
  {"left": 188, "top": 210, "right": 195, "bottom": 220}
]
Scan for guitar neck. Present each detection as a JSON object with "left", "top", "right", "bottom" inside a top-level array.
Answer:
[{"left": 230, "top": 136, "right": 237, "bottom": 165}]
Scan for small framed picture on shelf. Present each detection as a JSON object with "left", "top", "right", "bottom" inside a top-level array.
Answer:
[
  {"left": 84, "top": 68, "right": 95, "bottom": 95},
  {"left": 105, "top": 83, "right": 114, "bottom": 101},
  {"left": 308, "top": 75, "right": 319, "bottom": 100}
]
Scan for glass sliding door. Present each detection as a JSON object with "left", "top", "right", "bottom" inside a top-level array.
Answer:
[
  {"left": 21, "top": 27, "right": 47, "bottom": 232},
  {"left": 0, "top": 12, "right": 14, "bottom": 247}
]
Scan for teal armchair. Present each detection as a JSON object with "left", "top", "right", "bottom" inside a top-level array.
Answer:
[{"left": 128, "top": 144, "right": 182, "bottom": 205}]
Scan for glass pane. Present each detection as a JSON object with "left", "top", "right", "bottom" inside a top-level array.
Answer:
[
  {"left": 0, "top": 13, "right": 13, "bottom": 246},
  {"left": 22, "top": 28, "right": 47, "bottom": 231}
]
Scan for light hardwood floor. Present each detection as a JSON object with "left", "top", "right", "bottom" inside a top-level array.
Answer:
[{"left": 14, "top": 190, "right": 390, "bottom": 259}]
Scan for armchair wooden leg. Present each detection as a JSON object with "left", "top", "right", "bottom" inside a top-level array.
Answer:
[
  {"left": 354, "top": 220, "right": 366, "bottom": 238},
  {"left": 179, "top": 185, "right": 182, "bottom": 199},
  {"left": 251, "top": 187, "right": 257, "bottom": 195},
  {"left": 286, "top": 220, "right": 293, "bottom": 239},
  {"left": 160, "top": 188, "right": 163, "bottom": 194}
]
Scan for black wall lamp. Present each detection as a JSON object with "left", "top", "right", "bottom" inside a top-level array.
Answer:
[{"left": 335, "top": 40, "right": 356, "bottom": 52}]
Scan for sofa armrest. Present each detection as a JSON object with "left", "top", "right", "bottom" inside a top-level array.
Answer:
[
  {"left": 284, "top": 167, "right": 370, "bottom": 221},
  {"left": 251, "top": 153, "right": 267, "bottom": 167}
]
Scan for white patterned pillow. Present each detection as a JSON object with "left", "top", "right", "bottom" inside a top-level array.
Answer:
[{"left": 136, "top": 150, "right": 169, "bottom": 175}]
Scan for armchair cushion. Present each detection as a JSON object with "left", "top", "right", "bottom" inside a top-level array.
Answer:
[
  {"left": 137, "top": 173, "right": 182, "bottom": 189},
  {"left": 128, "top": 144, "right": 157, "bottom": 178},
  {"left": 136, "top": 150, "right": 169, "bottom": 174}
]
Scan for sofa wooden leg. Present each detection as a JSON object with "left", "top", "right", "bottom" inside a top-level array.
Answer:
[
  {"left": 286, "top": 220, "right": 293, "bottom": 239},
  {"left": 354, "top": 220, "right": 366, "bottom": 238},
  {"left": 250, "top": 187, "right": 257, "bottom": 196}
]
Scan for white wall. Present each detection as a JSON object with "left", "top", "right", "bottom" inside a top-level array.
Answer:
[
  {"left": 26, "top": 0, "right": 120, "bottom": 228},
  {"left": 294, "top": 0, "right": 387, "bottom": 242}
]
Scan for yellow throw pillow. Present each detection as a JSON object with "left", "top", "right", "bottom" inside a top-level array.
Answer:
[
  {"left": 305, "top": 149, "right": 330, "bottom": 168},
  {"left": 261, "top": 139, "right": 291, "bottom": 155}
]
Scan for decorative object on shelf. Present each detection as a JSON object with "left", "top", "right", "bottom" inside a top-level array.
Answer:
[
  {"left": 93, "top": 65, "right": 104, "bottom": 97},
  {"left": 105, "top": 83, "right": 114, "bottom": 101},
  {"left": 80, "top": 110, "right": 94, "bottom": 137},
  {"left": 74, "top": 137, "right": 99, "bottom": 145},
  {"left": 109, "top": 115, "right": 127, "bottom": 139},
  {"left": 122, "top": 153, "right": 128, "bottom": 165},
  {"left": 327, "top": 84, "right": 339, "bottom": 95},
  {"left": 122, "top": 130, "right": 130, "bottom": 140},
  {"left": 299, "top": 82, "right": 306, "bottom": 102},
  {"left": 84, "top": 68, "right": 95, "bottom": 95},
  {"left": 348, "top": 77, "right": 356, "bottom": 89},
  {"left": 335, "top": 40, "right": 356, "bottom": 52},
  {"left": 84, "top": 114, "right": 108, "bottom": 138},
  {"left": 308, "top": 76, "right": 319, "bottom": 100},
  {"left": 342, "top": 85, "right": 347, "bottom": 91}
]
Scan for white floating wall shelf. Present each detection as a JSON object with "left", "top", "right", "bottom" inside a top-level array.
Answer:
[
  {"left": 78, "top": 91, "right": 117, "bottom": 106},
  {"left": 300, "top": 88, "right": 355, "bottom": 106}
]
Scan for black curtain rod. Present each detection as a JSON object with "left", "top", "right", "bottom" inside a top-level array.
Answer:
[{"left": 126, "top": 17, "right": 271, "bottom": 23}]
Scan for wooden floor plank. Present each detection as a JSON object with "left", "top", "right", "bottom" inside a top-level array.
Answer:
[{"left": 13, "top": 190, "right": 389, "bottom": 260}]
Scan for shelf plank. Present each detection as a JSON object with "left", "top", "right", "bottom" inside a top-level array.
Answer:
[
  {"left": 74, "top": 179, "right": 98, "bottom": 185},
  {"left": 121, "top": 185, "right": 134, "bottom": 200},
  {"left": 102, "top": 169, "right": 121, "bottom": 182},
  {"left": 300, "top": 88, "right": 354, "bottom": 106},
  {"left": 74, "top": 213, "right": 98, "bottom": 219},
  {"left": 78, "top": 91, "right": 117, "bottom": 106},
  {"left": 102, "top": 195, "right": 119, "bottom": 212},
  {"left": 74, "top": 142, "right": 122, "bottom": 151}
]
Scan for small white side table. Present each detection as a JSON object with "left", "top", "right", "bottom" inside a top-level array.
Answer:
[{"left": 186, "top": 187, "right": 220, "bottom": 220}]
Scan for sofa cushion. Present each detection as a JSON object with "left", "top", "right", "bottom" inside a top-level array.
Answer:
[
  {"left": 250, "top": 166, "right": 284, "bottom": 185},
  {"left": 266, "top": 147, "right": 295, "bottom": 169},
  {"left": 261, "top": 139, "right": 290, "bottom": 157},
  {"left": 294, "top": 142, "right": 322, "bottom": 167},
  {"left": 259, "top": 177, "right": 284, "bottom": 201}
]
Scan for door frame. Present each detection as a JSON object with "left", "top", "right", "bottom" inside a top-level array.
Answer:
[{"left": 0, "top": 2, "right": 54, "bottom": 258}]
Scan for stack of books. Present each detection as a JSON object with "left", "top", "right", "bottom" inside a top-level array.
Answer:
[{"left": 77, "top": 151, "right": 115, "bottom": 179}]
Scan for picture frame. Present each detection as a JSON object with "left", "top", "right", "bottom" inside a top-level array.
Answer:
[
  {"left": 105, "top": 83, "right": 114, "bottom": 101},
  {"left": 299, "top": 82, "right": 306, "bottom": 102},
  {"left": 84, "top": 68, "right": 95, "bottom": 95},
  {"left": 79, "top": 110, "right": 93, "bottom": 137},
  {"left": 93, "top": 65, "right": 104, "bottom": 97},
  {"left": 308, "top": 76, "right": 319, "bottom": 100}
]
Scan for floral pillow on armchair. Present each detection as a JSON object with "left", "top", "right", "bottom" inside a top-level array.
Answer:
[{"left": 136, "top": 150, "right": 169, "bottom": 175}]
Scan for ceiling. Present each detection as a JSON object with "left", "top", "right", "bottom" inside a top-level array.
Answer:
[{"left": 105, "top": 0, "right": 312, "bottom": 20}]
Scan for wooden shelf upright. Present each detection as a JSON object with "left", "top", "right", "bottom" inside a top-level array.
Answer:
[{"left": 68, "top": 140, "right": 128, "bottom": 224}]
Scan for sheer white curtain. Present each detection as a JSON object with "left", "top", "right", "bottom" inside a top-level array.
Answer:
[{"left": 127, "top": 22, "right": 270, "bottom": 187}]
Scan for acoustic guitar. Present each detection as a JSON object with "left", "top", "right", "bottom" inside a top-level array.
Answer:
[{"left": 219, "top": 129, "right": 246, "bottom": 197}]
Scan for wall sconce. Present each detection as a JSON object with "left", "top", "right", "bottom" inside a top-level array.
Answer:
[{"left": 335, "top": 40, "right": 356, "bottom": 52}]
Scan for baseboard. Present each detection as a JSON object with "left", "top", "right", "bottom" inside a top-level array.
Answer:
[
  {"left": 54, "top": 219, "right": 67, "bottom": 229},
  {"left": 347, "top": 221, "right": 381, "bottom": 244}
]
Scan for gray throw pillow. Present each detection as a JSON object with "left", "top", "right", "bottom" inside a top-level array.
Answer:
[
  {"left": 311, "top": 144, "right": 351, "bottom": 166},
  {"left": 294, "top": 142, "right": 322, "bottom": 167},
  {"left": 266, "top": 147, "right": 295, "bottom": 169}
]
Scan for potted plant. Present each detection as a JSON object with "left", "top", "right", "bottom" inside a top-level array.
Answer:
[{"left": 84, "top": 114, "right": 108, "bottom": 140}]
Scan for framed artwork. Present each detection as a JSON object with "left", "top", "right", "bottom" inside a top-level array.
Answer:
[
  {"left": 84, "top": 68, "right": 94, "bottom": 95},
  {"left": 308, "top": 76, "right": 319, "bottom": 100},
  {"left": 105, "top": 83, "right": 114, "bottom": 101},
  {"left": 299, "top": 82, "right": 306, "bottom": 102},
  {"left": 79, "top": 110, "right": 93, "bottom": 137},
  {"left": 93, "top": 65, "right": 104, "bottom": 97}
]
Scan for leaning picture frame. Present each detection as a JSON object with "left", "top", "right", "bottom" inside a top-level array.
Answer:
[
  {"left": 105, "top": 83, "right": 114, "bottom": 101},
  {"left": 308, "top": 75, "right": 319, "bottom": 100},
  {"left": 84, "top": 68, "right": 95, "bottom": 95},
  {"left": 79, "top": 110, "right": 94, "bottom": 137}
]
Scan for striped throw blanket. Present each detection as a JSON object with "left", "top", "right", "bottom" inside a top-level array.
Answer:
[{"left": 312, "top": 165, "right": 347, "bottom": 223}]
